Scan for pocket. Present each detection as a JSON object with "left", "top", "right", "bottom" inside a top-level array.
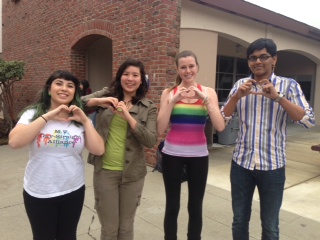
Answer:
[
  {"left": 92, "top": 157, "right": 103, "bottom": 173},
  {"left": 138, "top": 116, "right": 147, "bottom": 127},
  {"left": 137, "top": 110, "right": 148, "bottom": 126},
  {"left": 128, "top": 194, "right": 142, "bottom": 219},
  {"left": 136, "top": 194, "right": 142, "bottom": 207}
]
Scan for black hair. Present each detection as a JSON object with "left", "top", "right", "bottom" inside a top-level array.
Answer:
[
  {"left": 105, "top": 58, "right": 148, "bottom": 104},
  {"left": 20, "top": 70, "right": 83, "bottom": 123},
  {"left": 247, "top": 38, "right": 277, "bottom": 58},
  {"left": 80, "top": 79, "right": 90, "bottom": 96}
]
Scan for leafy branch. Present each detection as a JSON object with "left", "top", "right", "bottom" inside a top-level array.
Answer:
[{"left": 0, "top": 59, "right": 25, "bottom": 135}]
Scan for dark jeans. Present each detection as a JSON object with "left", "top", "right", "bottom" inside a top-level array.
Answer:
[
  {"left": 23, "top": 185, "right": 85, "bottom": 240},
  {"left": 162, "top": 153, "right": 208, "bottom": 240},
  {"left": 230, "top": 161, "right": 285, "bottom": 240}
]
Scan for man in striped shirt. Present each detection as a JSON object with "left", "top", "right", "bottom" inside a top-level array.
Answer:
[{"left": 221, "top": 38, "right": 315, "bottom": 240}]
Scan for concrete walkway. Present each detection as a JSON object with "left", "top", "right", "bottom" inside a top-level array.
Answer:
[{"left": 1, "top": 124, "right": 320, "bottom": 239}]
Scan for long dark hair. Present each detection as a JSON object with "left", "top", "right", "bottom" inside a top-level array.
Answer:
[
  {"left": 170, "top": 50, "right": 199, "bottom": 91},
  {"left": 20, "top": 70, "right": 82, "bottom": 121},
  {"left": 80, "top": 79, "right": 90, "bottom": 96},
  {"left": 105, "top": 58, "right": 148, "bottom": 104}
]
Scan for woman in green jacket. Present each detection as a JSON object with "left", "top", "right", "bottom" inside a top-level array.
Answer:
[{"left": 82, "top": 58, "right": 157, "bottom": 240}]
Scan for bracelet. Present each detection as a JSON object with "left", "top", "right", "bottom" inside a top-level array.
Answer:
[
  {"left": 41, "top": 115, "right": 47, "bottom": 123},
  {"left": 202, "top": 96, "right": 211, "bottom": 106},
  {"left": 202, "top": 96, "right": 208, "bottom": 104},
  {"left": 208, "top": 107, "right": 215, "bottom": 113}
]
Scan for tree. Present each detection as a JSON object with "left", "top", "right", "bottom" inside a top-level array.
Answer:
[{"left": 0, "top": 59, "right": 25, "bottom": 136}]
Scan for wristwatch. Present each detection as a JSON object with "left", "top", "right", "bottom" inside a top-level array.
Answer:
[{"left": 273, "top": 92, "right": 285, "bottom": 102}]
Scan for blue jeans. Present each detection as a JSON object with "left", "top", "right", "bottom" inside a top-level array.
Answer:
[{"left": 230, "top": 161, "right": 285, "bottom": 240}]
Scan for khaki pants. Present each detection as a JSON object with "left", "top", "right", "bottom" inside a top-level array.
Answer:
[{"left": 93, "top": 169, "right": 145, "bottom": 240}]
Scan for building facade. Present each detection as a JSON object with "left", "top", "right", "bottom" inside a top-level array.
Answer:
[{"left": 3, "top": 0, "right": 320, "bottom": 164}]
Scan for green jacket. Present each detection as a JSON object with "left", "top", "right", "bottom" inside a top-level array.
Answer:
[{"left": 82, "top": 87, "right": 158, "bottom": 182}]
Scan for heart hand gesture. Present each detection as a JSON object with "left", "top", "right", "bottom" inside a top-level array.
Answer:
[
  {"left": 250, "top": 79, "right": 279, "bottom": 100},
  {"left": 68, "top": 105, "right": 90, "bottom": 124},
  {"left": 97, "top": 97, "right": 119, "bottom": 109},
  {"left": 234, "top": 79, "right": 255, "bottom": 99},
  {"left": 171, "top": 86, "right": 206, "bottom": 103},
  {"left": 45, "top": 105, "right": 89, "bottom": 124},
  {"left": 187, "top": 86, "right": 206, "bottom": 100}
]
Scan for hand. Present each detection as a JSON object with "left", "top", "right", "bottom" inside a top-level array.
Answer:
[
  {"left": 98, "top": 97, "right": 119, "bottom": 109},
  {"left": 44, "top": 105, "right": 89, "bottom": 124},
  {"left": 233, "top": 79, "right": 255, "bottom": 99},
  {"left": 251, "top": 79, "right": 279, "bottom": 100},
  {"left": 170, "top": 87, "right": 189, "bottom": 103},
  {"left": 44, "top": 105, "right": 71, "bottom": 122},
  {"left": 170, "top": 86, "right": 205, "bottom": 103},
  {"left": 187, "top": 86, "right": 206, "bottom": 100},
  {"left": 68, "top": 105, "right": 89, "bottom": 124},
  {"left": 113, "top": 101, "right": 131, "bottom": 120}
]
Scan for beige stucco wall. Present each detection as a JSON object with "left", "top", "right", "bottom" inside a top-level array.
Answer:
[
  {"left": 181, "top": 0, "right": 320, "bottom": 124},
  {"left": 179, "top": 29, "right": 218, "bottom": 89}
]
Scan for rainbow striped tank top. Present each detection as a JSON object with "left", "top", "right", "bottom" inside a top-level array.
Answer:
[{"left": 162, "top": 84, "right": 209, "bottom": 157}]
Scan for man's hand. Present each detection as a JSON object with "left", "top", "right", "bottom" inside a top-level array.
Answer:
[
  {"left": 233, "top": 79, "right": 255, "bottom": 99},
  {"left": 251, "top": 79, "right": 279, "bottom": 100}
]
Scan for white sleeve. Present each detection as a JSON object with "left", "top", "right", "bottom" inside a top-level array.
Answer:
[{"left": 17, "top": 109, "right": 36, "bottom": 125}]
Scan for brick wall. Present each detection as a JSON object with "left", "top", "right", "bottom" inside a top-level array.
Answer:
[{"left": 2, "top": 0, "right": 181, "bottom": 165}]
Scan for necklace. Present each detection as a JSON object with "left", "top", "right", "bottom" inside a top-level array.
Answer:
[
  {"left": 124, "top": 100, "right": 132, "bottom": 109},
  {"left": 117, "top": 100, "right": 132, "bottom": 112}
]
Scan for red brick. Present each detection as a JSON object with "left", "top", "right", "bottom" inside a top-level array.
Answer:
[{"left": 3, "top": 0, "right": 181, "bottom": 165}]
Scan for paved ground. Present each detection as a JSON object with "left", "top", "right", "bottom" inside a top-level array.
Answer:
[{"left": 1, "top": 124, "right": 320, "bottom": 239}]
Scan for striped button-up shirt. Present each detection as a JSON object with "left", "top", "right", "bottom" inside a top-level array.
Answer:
[{"left": 221, "top": 74, "right": 315, "bottom": 171}]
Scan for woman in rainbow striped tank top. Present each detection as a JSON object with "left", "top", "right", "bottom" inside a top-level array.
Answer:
[{"left": 157, "top": 50, "right": 225, "bottom": 240}]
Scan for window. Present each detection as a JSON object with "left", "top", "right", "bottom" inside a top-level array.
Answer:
[{"left": 216, "top": 56, "right": 249, "bottom": 103}]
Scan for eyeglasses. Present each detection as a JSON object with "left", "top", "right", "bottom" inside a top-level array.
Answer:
[{"left": 248, "top": 55, "right": 272, "bottom": 62}]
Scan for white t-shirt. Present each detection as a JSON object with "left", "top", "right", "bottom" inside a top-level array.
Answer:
[{"left": 18, "top": 109, "right": 85, "bottom": 198}]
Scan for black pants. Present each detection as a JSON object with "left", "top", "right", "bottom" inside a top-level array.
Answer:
[
  {"left": 23, "top": 185, "right": 85, "bottom": 240},
  {"left": 162, "top": 153, "right": 208, "bottom": 240}
]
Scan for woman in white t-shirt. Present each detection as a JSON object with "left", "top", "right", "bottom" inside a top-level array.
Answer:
[{"left": 9, "top": 70, "right": 105, "bottom": 240}]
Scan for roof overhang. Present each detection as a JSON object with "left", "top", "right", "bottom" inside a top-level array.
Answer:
[{"left": 191, "top": 0, "right": 320, "bottom": 42}]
